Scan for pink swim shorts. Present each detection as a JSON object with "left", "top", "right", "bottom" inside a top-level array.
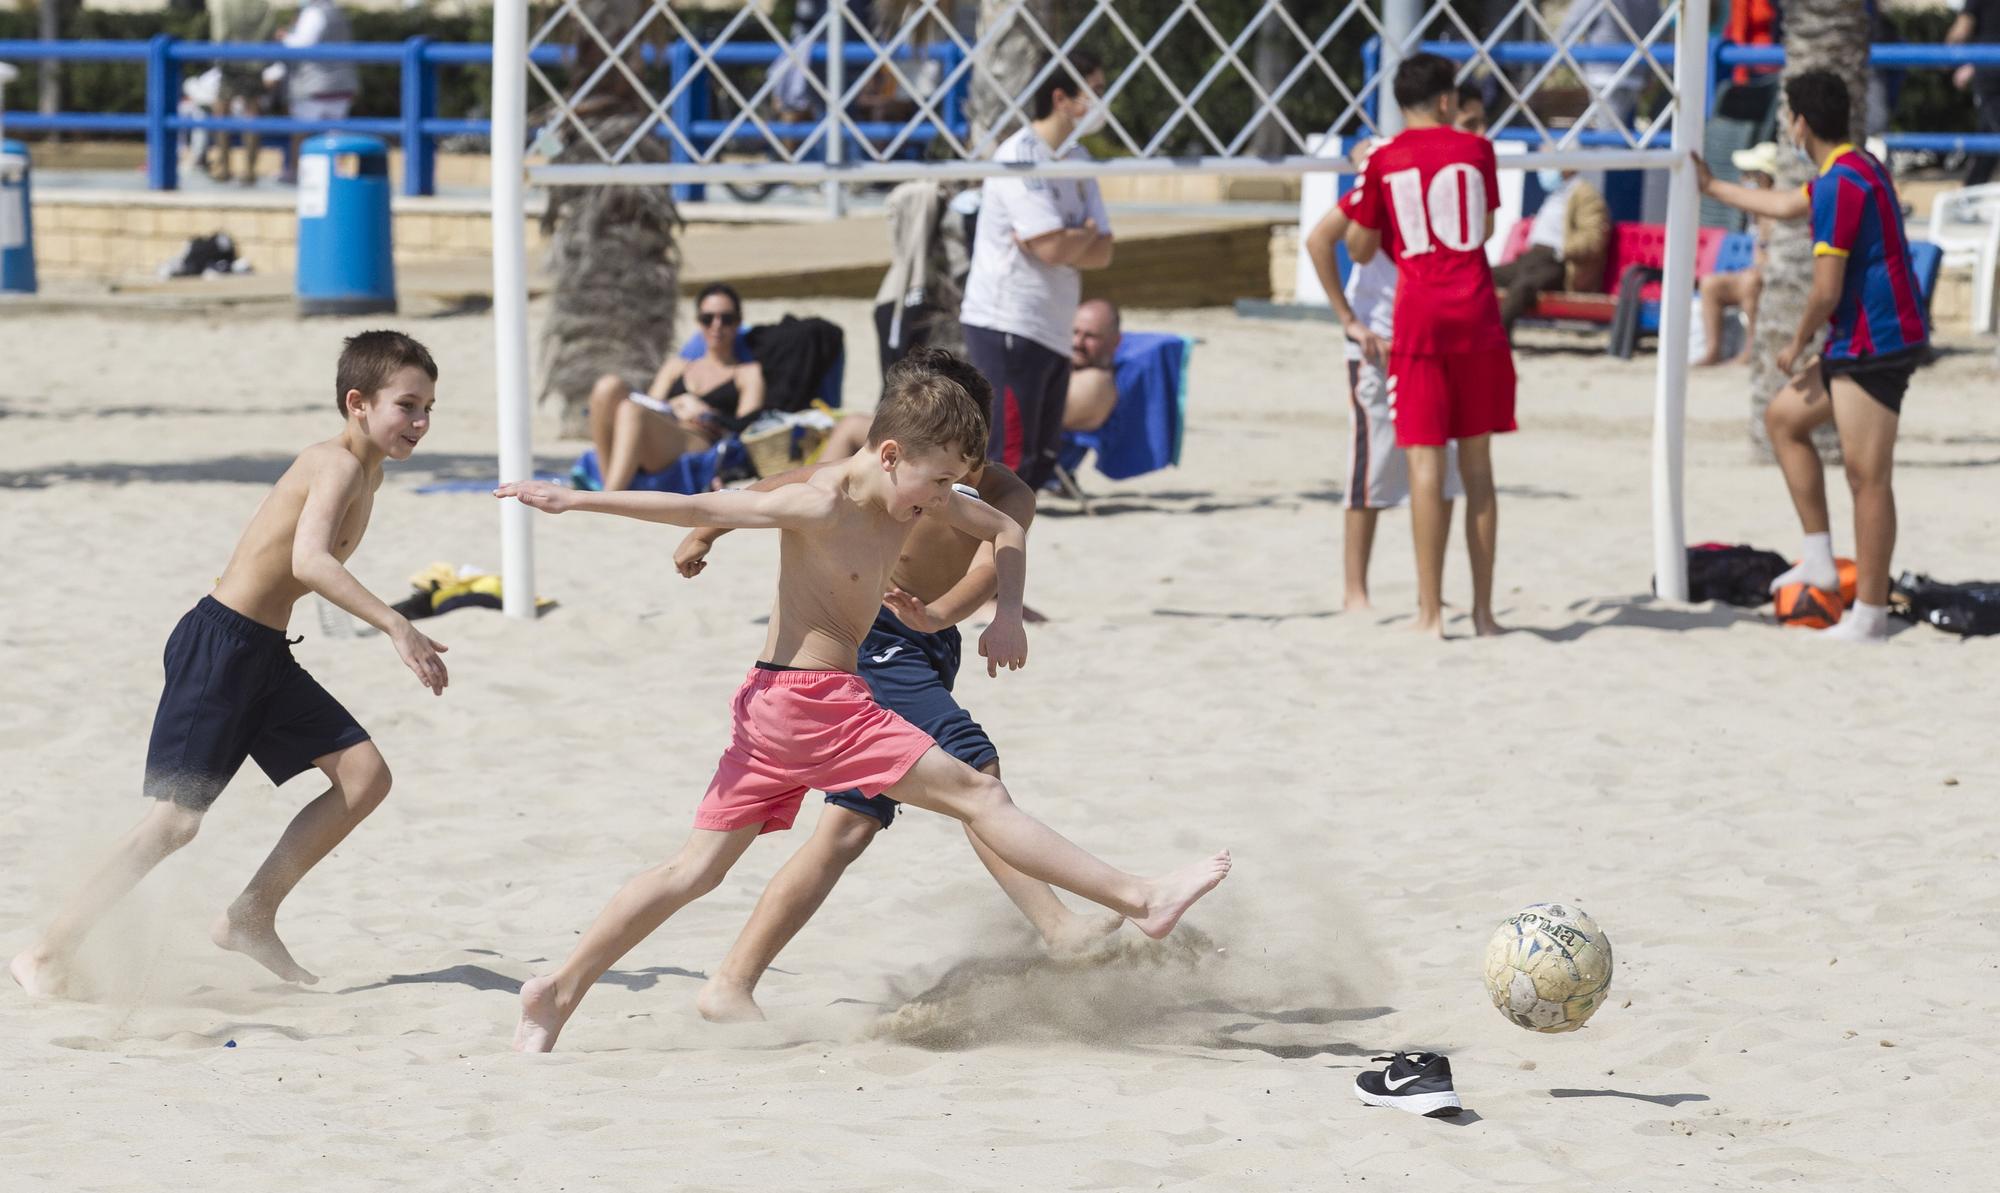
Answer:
[{"left": 693, "top": 665, "right": 937, "bottom": 835}]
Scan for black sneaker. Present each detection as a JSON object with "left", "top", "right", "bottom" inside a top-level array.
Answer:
[{"left": 1354, "top": 1052, "right": 1463, "bottom": 1118}]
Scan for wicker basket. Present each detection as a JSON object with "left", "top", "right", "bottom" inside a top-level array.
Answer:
[{"left": 743, "top": 418, "right": 831, "bottom": 478}]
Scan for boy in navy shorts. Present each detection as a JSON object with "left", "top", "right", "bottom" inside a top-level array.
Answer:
[
  {"left": 672, "top": 359, "right": 1120, "bottom": 1023},
  {"left": 1695, "top": 69, "right": 1926, "bottom": 641},
  {"left": 10, "top": 332, "right": 449, "bottom": 998}
]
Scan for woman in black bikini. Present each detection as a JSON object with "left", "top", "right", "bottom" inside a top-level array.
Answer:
[{"left": 585, "top": 283, "right": 768, "bottom": 491}]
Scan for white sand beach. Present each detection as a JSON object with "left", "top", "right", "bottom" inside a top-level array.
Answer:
[{"left": 2, "top": 298, "right": 1997, "bottom": 1189}]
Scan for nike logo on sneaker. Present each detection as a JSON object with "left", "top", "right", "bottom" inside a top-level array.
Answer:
[
  {"left": 1383, "top": 1072, "right": 1424, "bottom": 1091},
  {"left": 870, "top": 644, "right": 906, "bottom": 664}
]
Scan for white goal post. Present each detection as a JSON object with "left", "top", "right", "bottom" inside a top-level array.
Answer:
[{"left": 489, "top": 0, "right": 1710, "bottom": 617}]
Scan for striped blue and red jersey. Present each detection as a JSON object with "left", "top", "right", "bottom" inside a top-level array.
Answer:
[{"left": 1805, "top": 145, "right": 1927, "bottom": 360}]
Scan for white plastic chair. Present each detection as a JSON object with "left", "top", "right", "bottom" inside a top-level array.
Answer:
[{"left": 1927, "top": 182, "right": 2000, "bottom": 335}]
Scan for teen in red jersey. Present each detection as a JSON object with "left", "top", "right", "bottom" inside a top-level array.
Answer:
[{"left": 1344, "top": 53, "right": 1515, "bottom": 637}]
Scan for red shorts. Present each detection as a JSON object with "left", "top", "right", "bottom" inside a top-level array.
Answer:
[
  {"left": 694, "top": 666, "right": 936, "bottom": 835},
  {"left": 1387, "top": 347, "right": 1518, "bottom": 448}
]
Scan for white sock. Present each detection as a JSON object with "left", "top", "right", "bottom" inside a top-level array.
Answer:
[
  {"left": 1770, "top": 532, "right": 1838, "bottom": 594},
  {"left": 1820, "top": 600, "right": 1890, "bottom": 642}
]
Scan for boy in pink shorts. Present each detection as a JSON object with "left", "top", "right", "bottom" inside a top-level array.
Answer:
[{"left": 495, "top": 348, "right": 1231, "bottom": 1052}]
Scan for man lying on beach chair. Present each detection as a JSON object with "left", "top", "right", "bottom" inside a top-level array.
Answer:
[{"left": 1051, "top": 307, "right": 1192, "bottom": 497}]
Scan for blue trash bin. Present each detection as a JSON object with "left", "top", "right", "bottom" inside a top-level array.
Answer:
[
  {"left": 296, "top": 134, "right": 395, "bottom": 316},
  {"left": 1, "top": 139, "right": 35, "bottom": 296}
]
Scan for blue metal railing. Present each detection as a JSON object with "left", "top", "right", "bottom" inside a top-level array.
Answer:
[{"left": 0, "top": 36, "right": 968, "bottom": 197}]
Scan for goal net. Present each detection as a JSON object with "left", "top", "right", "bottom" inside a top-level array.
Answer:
[{"left": 488, "top": 0, "right": 1712, "bottom": 616}]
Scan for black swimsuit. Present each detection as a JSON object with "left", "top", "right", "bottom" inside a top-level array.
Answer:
[{"left": 667, "top": 373, "right": 743, "bottom": 420}]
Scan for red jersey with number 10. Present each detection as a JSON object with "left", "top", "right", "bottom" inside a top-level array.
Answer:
[{"left": 1344, "top": 126, "right": 1507, "bottom": 354}]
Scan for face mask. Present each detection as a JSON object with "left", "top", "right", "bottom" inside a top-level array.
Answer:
[
  {"left": 1536, "top": 168, "right": 1565, "bottom": 191},
  {"left": 1793, "top": 142, "right": 1813, "bottom": 168},
  {"left": 1073, "top": 97, "right": 1106, "bottom": 136}
]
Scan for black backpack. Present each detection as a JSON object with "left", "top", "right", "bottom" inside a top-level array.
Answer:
[
  {"left": 1665, "top": 544, "right": 1790, "bottom": 607},
  {"left": 1893, "top": 573, "right": 2000, "bottom": 637}
]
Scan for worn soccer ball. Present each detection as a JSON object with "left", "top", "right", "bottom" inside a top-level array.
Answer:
[{"left": 1482, "top": 903, "right": 1614, "bottom": 1033}]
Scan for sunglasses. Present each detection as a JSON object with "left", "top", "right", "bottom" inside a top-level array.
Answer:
[{"left": 698, "top": 310, "right": 740, "bottom": 328}]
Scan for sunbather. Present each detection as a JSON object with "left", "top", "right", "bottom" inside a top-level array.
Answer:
[{"left": 585, "top": 284, "right": 767, "bottom": 491}]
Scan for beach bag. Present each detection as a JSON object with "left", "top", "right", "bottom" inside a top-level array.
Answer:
[
  {"left": 1893, "top": 572, "right": 2000, "bottom": 637},
  {"left": 745, "top": 316, "right": 845, "bottom": 414},
  {"left": 161, "top": 233, "right": 240, "bottom": 278},
  {"left": 1667, "top": 543, "right": 1790, "bottom": 607}
]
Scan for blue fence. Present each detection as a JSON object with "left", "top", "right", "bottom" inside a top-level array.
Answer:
[
  {"left": 6, "top": 35, "right": 2000, "bottom": 197},
  {"left": 0, "top": 36, "right": 968, "bottom": 197}
]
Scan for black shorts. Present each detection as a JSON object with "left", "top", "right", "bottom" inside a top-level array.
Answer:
[
  {"left": 963, "top": 323, "right": 1072, "bottom": 492},
  {"left": 823, "top": 606, "right": 997, "bottom": 831},
  {"left": 142, "top": 597, "right": 370, "bottom": 810},
  {"left": 1821, "top": 344, "right": 1923, "bottom": 415}
]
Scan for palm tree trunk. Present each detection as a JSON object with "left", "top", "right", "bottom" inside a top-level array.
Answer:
[
  {"left": 969, "top": 0, "right": 1066, "bottom": 152},
  {"left": 537, "top": 0, "right": 681, "bottom": 438},
  {"left": 1749, "top": 0, "right": 1868, "bottom": 460}
]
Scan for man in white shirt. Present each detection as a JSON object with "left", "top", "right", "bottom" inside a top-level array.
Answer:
[
  {"left": 1492, "top": 168, "right": 1610, "bottom": 332},
  {"left": 959, "top": 50, "right": 1114, "bottom": 491}
]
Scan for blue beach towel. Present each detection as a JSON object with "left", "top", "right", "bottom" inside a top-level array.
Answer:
[{"left": 1058, "top": 331, "right": 1192, "bottom": 482}]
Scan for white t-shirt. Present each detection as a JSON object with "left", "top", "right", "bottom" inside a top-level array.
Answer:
[
  {"left": 1341, "top": 255, "right": 1397, "bottom": 363},
  {"left": 1529, "top": 178, "right": 1579, "bottom": 257},
  {"left": 959, "top": 125, "right": 1111, "bottom": 355}
]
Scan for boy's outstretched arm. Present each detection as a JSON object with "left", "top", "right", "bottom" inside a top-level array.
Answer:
[
  {"left": 936, "top": 491, "right": 1028, "bottom": 675},
  {"left": 883, "top": 472, "right": 1038, "bottom": 633},
  {"left": 1692, "top": 153, "right": 1810, "bottom": 220},
  {"left": 674, "top": 462, "right": 830, "bottom": 577},
  {"left": 294, "top": 452, "right": 449, "bottom": 695},
  {"left": 497, "top": 478, "right": 834, "bottom": 531}
]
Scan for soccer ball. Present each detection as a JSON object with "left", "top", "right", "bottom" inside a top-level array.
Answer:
[
  {"left": 1482, "top": 903, "right": 1613, "bottom": 1033},
  {"left": 1774, "top": 582, "right": 1844, "bottom": 629}
]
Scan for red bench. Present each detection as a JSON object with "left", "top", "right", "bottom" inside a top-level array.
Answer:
[{"left": 1499, "top": 220, "right": 1740, "bottom": 355}]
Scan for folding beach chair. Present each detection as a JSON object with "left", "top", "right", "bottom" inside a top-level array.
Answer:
[{"left": 1051, "top": 331, "right": 1194, "bottom": 513}]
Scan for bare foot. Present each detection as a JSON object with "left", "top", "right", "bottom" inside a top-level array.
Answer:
[
  {"left": 695, "top": 976, "right": 767, "bottom": 1024},
  {"left": 211, "top": 909, "right": 318, "bottom": 985},
  {"left": 513, "top": 974, "right": 567, "bottom": 1052},
  {"left": 9, "top": 949, "right": 66, "bottom": 999},
  {"left": 1693, "top": 352, "right": 1722, "bottom": 368},
  {"left": 1133, "top": 851, "right": 1232, "bottom": 940},
  {"left": 1473, "top": 610, "right": 1505, "bottom": 637},
  {"left": 1343, "top": 592, "right": 1374, "bottom": 613},
  {"left": 1042, "top": 910, "right": 1125, "bottom": 957},
  {"left": 1409, "top": 612, "right": 1446, "bottom": 639}
]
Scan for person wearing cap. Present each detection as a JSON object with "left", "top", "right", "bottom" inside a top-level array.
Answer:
[{"left": 1697, "top": 141, "right": 1778, "bottom": 367}]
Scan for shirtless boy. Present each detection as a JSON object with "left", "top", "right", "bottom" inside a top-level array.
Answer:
[
  {"left": 496, "top": 348, "right": 1229, "bottom": 1051},
  {"left": 673, "top": 358, "right": 1119, "bottom": 1024},
  {"left": 11, "top": 331, "right": 448, "bottom": 997}
]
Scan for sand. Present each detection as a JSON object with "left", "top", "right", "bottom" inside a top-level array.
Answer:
[{"left": 2, "top": 297, "right": 1998, "bottom": 1190}]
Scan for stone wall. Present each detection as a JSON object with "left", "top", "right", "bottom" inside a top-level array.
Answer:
[{"left": 27, "top": 192, "right": 545, "bottom": 280}]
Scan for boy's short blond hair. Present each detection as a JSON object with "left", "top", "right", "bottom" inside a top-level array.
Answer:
[
  {"left": 336, "top": 330, "right": 438, "bottom": 417},
  {"left": 868, "top": 348, "right": 992, "bottom": 463}
]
